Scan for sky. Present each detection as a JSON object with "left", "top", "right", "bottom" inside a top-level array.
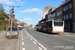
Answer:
[{"left": 0, "top": 0, "right": 65, "bottom": 25}]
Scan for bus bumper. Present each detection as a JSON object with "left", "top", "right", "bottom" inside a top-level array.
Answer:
[{"left": 52, "top": 31, "right": 64, "bottom": 33}]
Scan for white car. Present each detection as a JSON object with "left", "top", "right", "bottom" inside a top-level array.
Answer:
[{"left": 6, "top": 27, "right": 19, "bottom": 36}]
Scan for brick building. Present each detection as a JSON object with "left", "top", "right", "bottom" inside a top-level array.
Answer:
[
  {"left": 44, "top": 0, "right": 75, "bottom": 32},
  {"left": 43, "top": 6, "right": 52, "bottom": 19},
  {"left": 62, "top": 0, "right": 75, "bottom": 31},
  {"left": 38, "top": 0, "right": 75, "bottom": 32}
]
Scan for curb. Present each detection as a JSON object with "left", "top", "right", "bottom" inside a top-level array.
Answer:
[{"left": 16, "top": 31, "right": 21, "bottom": 50}]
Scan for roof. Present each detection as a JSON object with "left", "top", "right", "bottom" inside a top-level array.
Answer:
[
  {"left": 44, "top": 6, "right": 52, "bottom": 10},
  {"left": 51, "top": 0, "right": 71, "bottom": 13}
]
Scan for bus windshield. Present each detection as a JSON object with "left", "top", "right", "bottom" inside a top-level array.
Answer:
[{"left": 54, "top": 22, "right": 63, "bottom": 26}]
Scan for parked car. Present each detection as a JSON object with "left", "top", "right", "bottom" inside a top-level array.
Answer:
[
  {"left": 18, "top": 27, "right": 23, "bottom": 30},
  {"left": 6, "top": 27, "right": 19, "bottom": 36},
  {"left": 22, "top": 27, "right": 25, "bottom": 29}
]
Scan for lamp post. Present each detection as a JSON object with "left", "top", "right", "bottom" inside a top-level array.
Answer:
[{"left": 9, "top": 6, "right": 20, "bottom": 38}]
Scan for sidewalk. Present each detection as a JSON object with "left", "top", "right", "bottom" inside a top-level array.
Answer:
[
  {"left": 64, "top": 31, "right": 75, "bottom": 35},
  {"left": 0, "top": 31, "right": 19, "bottom": 50},
  {"left": 0, "top": 31, "right": 6, "bottom": 40}
]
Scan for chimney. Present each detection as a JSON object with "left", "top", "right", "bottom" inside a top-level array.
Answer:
[
  {"left": 52, "top": 7, "right": 56, "bottom": 11},
  {"left": 44, "top": 6, "right": 52, "bottom": 10},
  {"left": 62, "top": 2, "right": 65, "bottom": 4},
  {"left": 60, "top": 2, "right": 65, "bottom": 6}
]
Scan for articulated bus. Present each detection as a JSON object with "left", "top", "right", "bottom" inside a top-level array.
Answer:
[
  {"left": 42, "top": 20, "right": 64, "bottom": 33},
  {"left": 35, "top": 24, "right": 42, "bottom": 31}
]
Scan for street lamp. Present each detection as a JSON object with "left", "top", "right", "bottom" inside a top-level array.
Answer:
[
  {"left": 9, "top": 6, "right": 20, "bottom": 27},
  {"left": 9, "top": 6, "right": 20, "bottom": 38}
]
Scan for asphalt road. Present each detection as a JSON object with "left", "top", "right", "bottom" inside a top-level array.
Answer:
[{"left": 20, "top": 28, "right": 75, "bottom": 50}]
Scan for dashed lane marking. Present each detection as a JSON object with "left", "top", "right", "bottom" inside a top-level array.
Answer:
[
  {"left": 22, "top": 38, "right": 23, "bottom": 40},
  {"left": 38, "top": 43, "right": 47, "bottom": 50},
  {"left": 22, "top": 48, "right": 25, "bottom": 50},
  {"left": 26, "top": 31, "right": 38, "bottom": 42},
  {"left": 25, "top": 29, "right": 47, "bottom": 50},
  {"left": 22, "top": 42, "right": 24, "bottom": 45},
  {"left": 30, "top": 38, "right": 32, "bottom": 40},
  {"left": 38, "top": 47, "right": 42, "bottom": 50},
  {"left": 33, "top": 41, "right": 37, "bottom": 44}
]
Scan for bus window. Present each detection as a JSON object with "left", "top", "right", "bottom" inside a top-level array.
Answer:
[
  {"left": 54, "top": 22, "right": 63, "bottom": 26},
  {"left": 50, "top": 21, "right": 52, "bottom": 28},
  {"left": 43, "top": 23, "right": 46, "bottom": 28},
  {"left": 46, "top": 22, "right": 49, "bottom": 28}
]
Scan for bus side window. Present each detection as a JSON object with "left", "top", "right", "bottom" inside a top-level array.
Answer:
[{"left": 50, "top": 21, "right": 52, "bottom": 28}]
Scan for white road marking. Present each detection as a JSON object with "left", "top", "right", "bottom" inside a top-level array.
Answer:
[
  {"left": 26, "top": 31, "right": 38, "bottom": 42},
  {"left": 38, "top": 47, "right": 42, "bottom": 50},
  {"left": 33, "top": 41, "right": 37, "bottom": 44},
  {"left": 30, "top": 38, "right": 32, "bottom": 40},
  {"left": 22, "top": 42, "right": 24, "bottom": 45},
  {"left": 22, "top": 38, "right": 23, "bottom": 40},
  {"left": 22, "top": 48, "right": 25, "bottom": 50},
  {"left": 31, "top": 36, "right": 38, "bottom": 42},
  {"left": 25, "top": 29, "right": 47, "bottom": 50},
  {"left": 38, "top": 43, "right": 47, "bottom": 50}
]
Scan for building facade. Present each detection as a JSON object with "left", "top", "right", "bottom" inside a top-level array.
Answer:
[
  {"left": 45, "top": 7, "right": 56, "bottom": 21},
  {"left": 43, "top": 6, "right": 52, "bottom": 19},
  {"left": 62, "top": 0, "right": 75, "bottom": 31},
  {"left": 38, "top": 0, "right": 75, "bottom": 32}
]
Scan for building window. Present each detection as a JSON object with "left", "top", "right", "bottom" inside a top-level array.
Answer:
[
  {"left": 66, "top": 14, "right": 68, "bottom": 19},
  {"left": 63, "top": 7, "right": 65, "bottom": 11},
  {"left": 65, "top": 23, "right": 69, "bottom": 29},
  {"left": 48, "top": 8, "right": 52, "bottom": 13},
  {"left": 63, "top": 15, "right": 65, "bottom": 20},
  {"left": 57, "top": 18, "right": 62, "bottom": 21},
  {"left": 57, "top": 12, "right": 59, "bottom": 16},
  {"left": 52, "top": 13, "right": 56, "bottom": 17},
  {"left": 57, "top": 11, "right": 62, "bottom": 16},
  {"left": 69, "top": 3, "right": 72, "bottom": 9},
  {"left": 59, "top": 11, "right": 62, "bottom": 15},
  {"left": 65, "top": 0, "right": 70, "bottom": 3},
  {"left": 69, "top": 13, "right": 72, "bottom": 19},
  {"left": 66, "top": 5, "right": 68, "bottom": 10}
]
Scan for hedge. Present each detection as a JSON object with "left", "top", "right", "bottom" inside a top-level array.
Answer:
[{"left": 0, "top": 25, "right": 6, "bottom": 30}]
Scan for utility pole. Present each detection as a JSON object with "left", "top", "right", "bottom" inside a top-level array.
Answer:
[
  {"left": 9, "top": 6, "right": 19, "bottom": 38},
  {"left": 10, "top": 6, "right": 14, "bottom": 38}
]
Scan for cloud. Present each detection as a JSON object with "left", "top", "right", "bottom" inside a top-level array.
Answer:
[
  {"left": 24, "top": 18, "right": 32, "bottom": 21},
  {"left": 20, "top": 1, "right": 25, "bottom": 5},
  {"left": 16, "top": 0, "right": 25, "bottom": 5},
  {"left": 20, "top": 8, "right": 43, "bottom": 16},
  {"left": 38, "top": 12, "right": 43, "bottom": 16},
  {"left": 0, "top": 0, "right": 15, "bottom": 4},
  {"left": 27, "top": 22, "right": 37, "bottom": 25}
]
